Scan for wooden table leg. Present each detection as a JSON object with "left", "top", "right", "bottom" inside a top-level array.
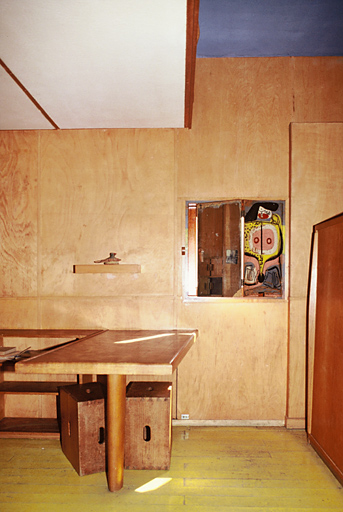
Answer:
[{"left": 106, "top": 374, "right": 126, "bottom": 491}]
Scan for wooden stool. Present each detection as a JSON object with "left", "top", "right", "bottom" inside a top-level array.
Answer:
[
  {"left": 59, "top": 382, "right": 106, "bottom": 476},
  {"left": 125, "top": 381, "right": 172, "bottom": 470}
]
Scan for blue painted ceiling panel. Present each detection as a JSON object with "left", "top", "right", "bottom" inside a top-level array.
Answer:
[{"left": 197, "top": 0, "right": 343, "bottom": 58}]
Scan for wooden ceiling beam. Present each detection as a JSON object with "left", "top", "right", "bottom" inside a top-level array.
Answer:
[{"left": 184, "top": 0, "right": 200, "bottom": 129}]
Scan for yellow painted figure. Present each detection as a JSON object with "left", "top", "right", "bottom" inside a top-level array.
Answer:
[{"left": 244, "top": 206, "right": 283, "bottom": 287}]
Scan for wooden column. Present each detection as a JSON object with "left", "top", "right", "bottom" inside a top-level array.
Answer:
[{"left": 106, "top": 374, "right": 126, "bottom": 491}]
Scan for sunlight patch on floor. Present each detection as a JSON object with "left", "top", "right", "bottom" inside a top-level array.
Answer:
[{"left": 135, "top": 477, "right": 172, "bottom": 493}]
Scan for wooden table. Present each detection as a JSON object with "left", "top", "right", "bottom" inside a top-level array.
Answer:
[{"left": 15, "top": 329, "right": 197, "bottom": 491}]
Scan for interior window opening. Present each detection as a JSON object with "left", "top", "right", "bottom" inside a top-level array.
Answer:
[{"left": 186, "top": 200, "right": 285, "bottom": 299}]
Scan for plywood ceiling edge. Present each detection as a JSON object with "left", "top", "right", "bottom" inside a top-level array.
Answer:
[{"left": 0, "top": 58, "right": 59, "bottom": 129}]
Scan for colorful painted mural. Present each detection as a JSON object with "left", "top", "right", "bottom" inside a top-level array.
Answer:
[{"left": 243, "top": 201, "right": 285, "bottom": 297}]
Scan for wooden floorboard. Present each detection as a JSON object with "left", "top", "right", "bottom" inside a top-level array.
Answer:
[{"left": 0, "top": 427, "right": 342, "bottom": 511}]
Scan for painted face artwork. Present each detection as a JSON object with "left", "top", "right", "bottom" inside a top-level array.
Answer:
[{"left": 244, "top": 201, "right": 285, "bottom": 297}]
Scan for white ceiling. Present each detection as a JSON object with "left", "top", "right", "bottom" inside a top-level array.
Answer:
[{"left": 0, "top": 0, "right": 188, "bottom": 130}]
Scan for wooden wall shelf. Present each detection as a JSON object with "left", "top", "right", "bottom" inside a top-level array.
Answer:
[
  {"left": 0, "top": 418, "right": 60, "bottom": 438},
  {"left": 73, "top": 264, "right": 141, "bottom": 274},
  {"left": 0, "top": 381, "right": 73, "bottom": 394},
  {"left": 0, "top": 381, "right": 68, "bottom": 438}
]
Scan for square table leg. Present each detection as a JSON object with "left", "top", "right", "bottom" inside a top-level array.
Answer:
[{"left": 106, "top": 374, "right": 126, "bottom": 491}]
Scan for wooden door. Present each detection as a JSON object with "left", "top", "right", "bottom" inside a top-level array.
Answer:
[{"left": 307, "top": 213, "right": 343, "bottom": 485}]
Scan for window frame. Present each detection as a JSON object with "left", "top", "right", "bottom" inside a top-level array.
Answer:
[{"left": 184, "top": 199, "right": 286, "bottom": 301}]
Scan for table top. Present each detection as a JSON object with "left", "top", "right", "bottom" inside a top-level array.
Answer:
[
  {"left": 15, "top": 329, "right": 197, "bottom": 376},
  {"left": 0, "top": 329, "right": 102, "bottom": 338}
]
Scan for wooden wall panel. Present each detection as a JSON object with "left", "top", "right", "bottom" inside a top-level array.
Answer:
[
  {"left": 175, "top": 58, "right": 291, "bottom": 421},
  {"left": 0, "top": 299, "right": 38, "bottom": 329},
  {"left": 4, "top": 395, "right": 59, "bottom": 419},
  {"left": 286, "top": 298, "right": 307, "bottom": 428},
  {"left": 290, "top": 124, "right": 343, "bottom": 298},
  {"left": 288, "top": 123, "right": 343, "bottom": 427},
  {"left": 39, "top": 129, "right": 175, "bottom": 298},
  {"left": 177, "top": 301, "right": 287, "bottom": 420},
  {"left": 176, "top": 58, "right": 292, "bottom": 199},
  {"left": 0, "top": 131, "right": 38, "bottom": 297},
  {"left": 40, "top": 297, "right": 175, "bottom": 330},
  {"left": 294, "top": 57, "right": 343, "bottom": 122}
]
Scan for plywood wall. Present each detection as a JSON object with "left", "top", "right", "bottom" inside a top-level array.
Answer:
[
  {"left": 175, "top": 57, "right": 292, "bottom": 421},
  {"left": 288, "top": 123, "right": 343, "bottom": 428},
  {"left": 1, "top": 57, "right": 343, "bottom": 423},
  {"left": 0, "top": 132, "right": 39, "bottom": 299}
]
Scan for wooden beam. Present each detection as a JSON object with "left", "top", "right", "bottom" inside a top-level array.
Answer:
[{"left": 184, "top": 0, "right": 200, "bottom": 128}]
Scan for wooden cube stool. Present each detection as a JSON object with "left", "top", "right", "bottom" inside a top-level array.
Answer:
[
  {"left": 125, "top": 381, "right": 172, "bottom": 470},
  {"left": 59, "top": 382, "right": 106, "bottom": 476}
]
